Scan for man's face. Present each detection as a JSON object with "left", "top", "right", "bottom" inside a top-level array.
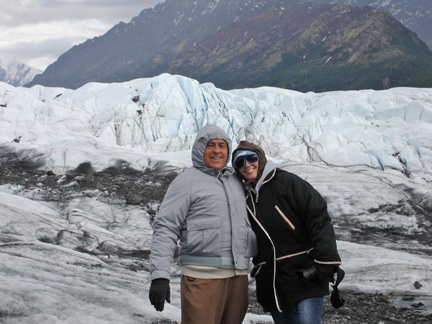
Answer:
[{"left": 204, "top": 139, "right": 228, "bottom": 170}]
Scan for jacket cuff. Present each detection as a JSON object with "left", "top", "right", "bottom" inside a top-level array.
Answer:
[{"left": 150, "top": 270, "right": 170, "bottom": 281}]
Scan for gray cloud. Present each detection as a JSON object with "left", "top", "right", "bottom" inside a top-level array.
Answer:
[
  {"left": 0, "top": 36, "right": 84, "bottom": 71},
  {"left": 0, "top": 0, "right": 163, "bottom": 70},
  {"left": 2, "top": 37, "right": 76, "bottom": 60},
  {"left": 0, "top": 0, "right": 162, "bottom": 27}
]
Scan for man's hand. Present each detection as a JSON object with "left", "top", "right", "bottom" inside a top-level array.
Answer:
[{"left": 149, "top": 278, "right": 171, "bottom": 311}]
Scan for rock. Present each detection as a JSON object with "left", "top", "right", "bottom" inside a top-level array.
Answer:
[
  {"left": 12, "top": 136, "right": 22, "bottom": 143},
  {"left": 126, "top": 193, "right": 144, "bottom": 205},
  {"left": 380, "top": 296, "right": 390, "bottom": 304},
  {"left": 414, "top": 281, "right": 423, "bottom": 289},
  {"left": 74, "top": 175, "right": 86, "bottom": 182},
  {"left": 402, "top": 296, "right": 416, "bottom": 301},
  {"left": 412, "top": 302, "right": 425, "bottom": 308}
]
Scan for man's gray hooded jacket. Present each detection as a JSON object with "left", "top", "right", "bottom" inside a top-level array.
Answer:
[{"left": 150, "top": 125, "right": 257, "bottom": 281}]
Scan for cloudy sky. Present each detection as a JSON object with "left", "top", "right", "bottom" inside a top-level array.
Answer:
[{"left": 0, "top": 0, "right": 163, "bottom": 71}]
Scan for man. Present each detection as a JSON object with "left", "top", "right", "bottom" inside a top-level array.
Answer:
[{"left": 149, "top": 125, "right": 257, "bottom": 324}]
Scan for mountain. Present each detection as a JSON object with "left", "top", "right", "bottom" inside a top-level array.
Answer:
[
  {"left": 2, "top": 75, "right": 432, "bottom": 321},
  {"left": 0, "top": 58, "right": 41, "bottom": 87},
  {"left": 27, "top": 0, "right": 273, "bottom": 89},
  {"left": 26, "top": 0, "right": 432, "bottom": 92},
  {"left": 148, "top": 2, "right": 432, "bottom": 92},
  {"left": 310, "top": 0, "right": 432, "bottom": 50}
]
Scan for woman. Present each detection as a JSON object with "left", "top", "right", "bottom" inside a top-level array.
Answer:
[{"left": 232, "top": 141, "right": 342, "bottom": 324}]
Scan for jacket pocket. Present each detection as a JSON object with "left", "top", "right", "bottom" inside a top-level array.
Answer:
[
  {"left": 275, "top": 205, "right": 295, "bottom": 230},
  {"left": 276, "top": 251, "right": 313, "bottom": 295},
  {"left": 187, "top": 217, "right": 221, "bottom": 256}
]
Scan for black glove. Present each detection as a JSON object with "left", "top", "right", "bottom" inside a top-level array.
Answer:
[
  {"left": 298, "top": 264, "right": 334, "bottom": 284},
  {"left": 149, "top": 278, "right": 171, "bottom": 312},
  {"left": 297, "top": 265, "right": 318, "bottom": 283}
]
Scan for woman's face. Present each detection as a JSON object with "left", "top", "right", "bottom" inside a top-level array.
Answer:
[{"left": 239, "top": 160, "right": 258, "bottom": 181}]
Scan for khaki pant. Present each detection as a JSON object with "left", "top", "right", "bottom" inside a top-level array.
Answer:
[{"left": 181, "top": 275, "right": 249, "bottom": 324}]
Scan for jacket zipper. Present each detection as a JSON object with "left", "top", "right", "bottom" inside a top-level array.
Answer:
[{"left": 255, "top": 169, "right": 276, "bottom": 203}]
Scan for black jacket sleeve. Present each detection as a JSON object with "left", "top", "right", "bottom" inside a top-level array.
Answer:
[{"left": 281, "top": 171, "right": 341, "bottom": 264}]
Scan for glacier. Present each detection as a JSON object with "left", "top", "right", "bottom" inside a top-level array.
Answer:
[
  {"left": 1, "top": 73, "right": 432, "bottom": 323},
  {"left": 1, "top": 73, "right": 431, "bottom": 180}
]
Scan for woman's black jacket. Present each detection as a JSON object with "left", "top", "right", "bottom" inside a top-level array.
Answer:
[{"left": 246, "top": 164, "right": 341, "bottom": 312}]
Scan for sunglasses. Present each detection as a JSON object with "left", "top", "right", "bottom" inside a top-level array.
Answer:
[{"left": 234, "top": 154, "right": 259, "bottom": 170}]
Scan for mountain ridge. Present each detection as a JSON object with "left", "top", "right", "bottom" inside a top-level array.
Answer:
[
  {"left": 129, "top": 2, "right": 432, "bottom": 92},
  {"left": 28, "top": 0, "right": 272, "bottom": 89},
  {"left": 26, "top": 0, "right": 432, "bottom": 92},
  {"left": 310, "top": 0, "right": 432, "bottom": 50}
]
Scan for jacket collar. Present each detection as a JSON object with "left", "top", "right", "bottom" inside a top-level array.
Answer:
[
  {"left": 247, "top": 160, "right": 277, "bottom": 194},
  {"left": 256, "top": 161, "right": 277, "bottom": 191}
]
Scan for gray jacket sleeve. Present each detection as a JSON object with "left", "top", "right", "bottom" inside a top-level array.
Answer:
[{"left": 149, "top": 173, "right": 191, "bottom": 281}]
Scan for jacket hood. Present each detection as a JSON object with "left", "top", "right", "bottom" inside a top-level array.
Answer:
[
  {"left": 255, "top": 160, "right": 277, "bottom": 192},
  {"left": 192, "top": 124, "right": 232, "bottom": 173},
  {"left": 232, "top": 140, "right": 269, "bottom": 185}
]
